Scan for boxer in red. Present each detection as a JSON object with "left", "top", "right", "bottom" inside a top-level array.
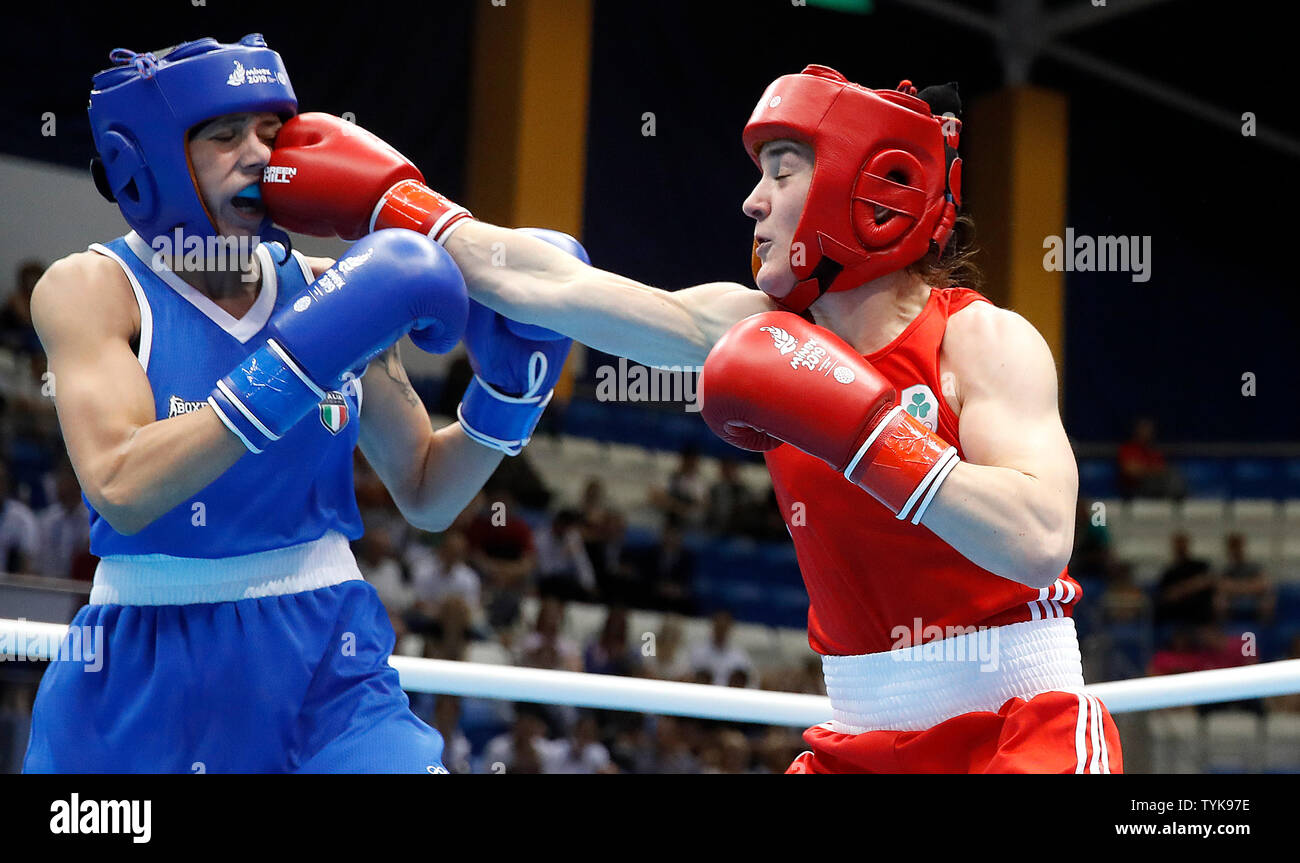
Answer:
[{"left": 264, "top": 66, "right": 1121, "bottom": 773}]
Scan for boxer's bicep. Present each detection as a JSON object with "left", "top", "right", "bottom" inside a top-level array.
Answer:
[
  {"left": 31, "top": 256, "right": 158, "bottom": 511},
  {"left": 950, "top": 307, "right": 1078, "bottom": 517}
]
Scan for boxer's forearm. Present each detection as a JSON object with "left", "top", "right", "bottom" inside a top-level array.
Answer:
[
  {"left": 447, "top": 221, "right": 733, "bottom": 368},
  {"left": 914, "top": 460, "right": 1075, "bottom": 589},
  {"left": 87, "top": 408, "right": 248, "bottom": 535},
  {"left": 359, "top": 346, "right": 503, "bottom": 532}
]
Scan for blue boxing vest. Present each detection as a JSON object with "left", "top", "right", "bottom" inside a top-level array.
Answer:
[{"left": 86, "top": 232, "right": 364, "bottom": 558}]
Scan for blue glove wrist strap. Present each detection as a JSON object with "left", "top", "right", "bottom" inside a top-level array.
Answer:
[
  {"left": 457, "top": 375, "right": 553, "bottom": 456},
  {"left": 208, "top": 340, "right": 324, "bottom": 454}
]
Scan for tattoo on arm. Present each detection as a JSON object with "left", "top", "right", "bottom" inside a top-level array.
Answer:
[{"left": 380, "top": 343, "right": 423, "bottom": 410}]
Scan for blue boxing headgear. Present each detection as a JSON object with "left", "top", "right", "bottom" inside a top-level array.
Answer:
[{"left": 88, "top": 33, "right": 297, "bottom": 245}]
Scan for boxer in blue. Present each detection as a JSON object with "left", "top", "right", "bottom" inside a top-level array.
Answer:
[{"left": 22, "top": 34, "right": 579, "bottom": 773}]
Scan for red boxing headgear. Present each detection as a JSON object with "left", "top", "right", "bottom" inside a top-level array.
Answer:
[{"left": 744, "top": 65, "right": 962, "bottom": 313}]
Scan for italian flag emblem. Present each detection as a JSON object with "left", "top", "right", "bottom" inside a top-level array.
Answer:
[{"left": 319, "top": 391, "right": 349, "bottom": 434}]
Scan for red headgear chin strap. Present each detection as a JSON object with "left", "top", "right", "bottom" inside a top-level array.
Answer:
[{"left": 744, "top": 65, "right": 962, "bottom": 313}]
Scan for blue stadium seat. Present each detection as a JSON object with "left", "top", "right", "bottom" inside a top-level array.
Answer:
[
  {"left": 1230, "top": 458, "right": 1283, "bottom": 499},
  {"left": 1078, "top": 459, "right": 1119, "bottom": 499},
  {"left": 1175, "top": 458, "right": 1231, "bottom": 497}
]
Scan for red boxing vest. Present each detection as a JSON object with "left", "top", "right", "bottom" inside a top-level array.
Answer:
[{"left": 765, "top": 286, "right": 1080, "bottom": 656}]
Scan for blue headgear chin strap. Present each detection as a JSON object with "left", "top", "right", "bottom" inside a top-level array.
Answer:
[{"left": 89, "top": 33, "right": 298, "bottom": 261}]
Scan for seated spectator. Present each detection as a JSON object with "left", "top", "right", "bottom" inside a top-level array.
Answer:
[
  {"left": 0, "top": 460, "right": 38, "bottom": 574},
  {"left": 630, "top": 715, "right": 699, "bottom": 774},
  {"left": 1215, "top": 533, "right": 1275, "bottom": 625},
  {"left": 642, "top": 615, "right": 690, "bottom": 681},
  {"left": 1117, "top": 417, "right": 1184, "bottom": 500},
  {"left": 1153, "top": 532, "right": 1217, "bottom": 645},
  {"left": 1100, "top": 560, "right": 1148, "bottom": 625},
  {"left": 483, "top": 707, "right": 550, "bottom": 774},
  {"left": 406, "top": 530, "right": 483, "bottom": 625},
  {"left": 625, "top": 522, "right": 695, "bottom": 614},
  {"left": 542, "top": 712, "right": 617, "bottom": 774},
  {"left": 457, "top": 490, "right": 537, "bottom": 630},
  {"left": 534, "top": 508, "right": 598, "bottom": 601},
  {"left": 584, "top": 605, "right": 642, "bottom": 676},
  {"left": 433, "top": 696, "right": 473, "bottom": 774},
  {"left": 516, "top": 596, "right": 582, "bottom": 672},
  {"left": 36, "top": 459, "right": 91, "bottom": 580},
  {"left": 485, "top": 451, "right": 552, "bottom": 514},
  {"left": 705, "top": 459, "right": 757, "bottom": 535},
  {"left": 688, "top": 611, "right": 754, "bottom": 686},
  {"left": 650, "top": 444, "right": 707, "bottom": 527}
]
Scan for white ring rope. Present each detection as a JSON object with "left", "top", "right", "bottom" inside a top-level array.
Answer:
[{"left": 3, "top": 618, "right": 1299, "bottom": 727}]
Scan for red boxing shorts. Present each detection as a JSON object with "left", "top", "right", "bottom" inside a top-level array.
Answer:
[{"left": 787, "top": 691, "right": 1122, "bottom": 774}]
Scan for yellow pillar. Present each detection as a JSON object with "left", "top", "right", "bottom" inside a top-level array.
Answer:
[
  {"left": 467, "top": 0, "right": 593, "bottom": 234},
  {"left": 965, "top": 87, "right": 1068, "bottom": 390}
]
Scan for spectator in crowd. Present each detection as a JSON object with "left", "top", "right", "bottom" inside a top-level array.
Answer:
[
  {"left": 403, "top": 531, "right": 484, "bottom": 660},
  {"left": 753, "top": 727, "right": 805, "bottom": 774},
  {"left": 516, "top": 596, "right": 583, "bottom": 673},
  {"left": 649, "top": 444, "right": 707, "bottom": 527},
  {"left": 485, "top": 451, "right": 553, "bottom": 514},
  {"left": 1153, "top": 532, "right": 1218, "bottom": 642},
  {"left": 688, "top": 610, "right": 753, "bottom": 686},
  {"left": 578, "top": 477, "right": 625, "bottom": 581},
  {"left": 534, "top": 508, "right": 598, "bottom": 601},
  {"left": 0, "top": 260, "right": 44, "bottom": 359},
  {"left": 583, "top": 605, "right": 642, "bottom": 676},
  {"left": 407, "top": 529, "right": 482, "bottom": 618},
  {"left": 642, "top": 615, "right": 690, "bottom": 681},
  {"left": 432, "top": 696, "right": 473, "bottom": 774},
  {"left": 354, "top": 523, "right": 413, "bottom": 638},
  {"left": 705, "top": 458, "right": 756, "bottom": 535},
  {"left": 628, "top": 715, "right": 699, "bottom": 774},
  {"left": 458, "top": 490, "right": 537, "bottom": 630},
  {"left": 36, "top": 459, "right": 91, "bottom": 580},
  {"left": 1215, "top": 533, "right": 1275, "bottom": 626},
  {"left": 625, "top": 521, "right": 695, "bottom": 614},
  {"left": 542, "top": 712, "right": 617, "bottom": 774},
  {"left": 0, "top": 460, "right": 38, "bottom": 574},
  {"left": 1117, "top": 417, "right": 1184, "bottom": 500},
  {"left": 1100, "top": 560, "right": 1148, "bottom": 626},
  {"left": 711, "top": 728, "right": 753, "bottom": 774},
  {"left": 483, "top": 707, "right": 550, "bottom": 774}
]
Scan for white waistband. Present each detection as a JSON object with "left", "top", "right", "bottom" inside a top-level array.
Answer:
[
  {"left": 89, "top": 531, "right": 363, "bottom": 606},
  {"left": 821, "top": 616, "right": 1085, "bottom": 734}
]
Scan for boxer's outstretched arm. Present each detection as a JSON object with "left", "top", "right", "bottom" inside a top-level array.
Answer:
[
  {"left": 445, "top": 221, "right": 772, "bottom": 368},
  {"left": 915, "top": 304, "right": 1079, "bottom": 588},
  {"left": 31, "top": 254, "right": 247, "bottom": 535}
]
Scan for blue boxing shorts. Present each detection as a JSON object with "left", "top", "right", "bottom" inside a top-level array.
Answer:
[{"left": 23, "top": 532, "right": 447, "bottom": 774}]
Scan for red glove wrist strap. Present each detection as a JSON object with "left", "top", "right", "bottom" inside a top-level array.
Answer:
[
  {"left": 372, "top": 179, "right": 473, "bottom": 244},
  {"left": 845, "top": 406, "right": 960, "bottom": 524}
]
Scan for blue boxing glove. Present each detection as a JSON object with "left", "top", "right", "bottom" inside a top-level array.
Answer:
[
  {"left": 209, "top": 229, "right": 468, "bottom": 453},
  {"left": 457, "top": 228, "right": 584, "bottom": 455}
]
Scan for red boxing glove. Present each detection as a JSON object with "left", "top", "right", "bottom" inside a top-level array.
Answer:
[
  {"left": 699, "top": 312, "right": 960, "bottom": 524},
  {"left": 262, "top": 112, "right": 426, "bottom": 240}
]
